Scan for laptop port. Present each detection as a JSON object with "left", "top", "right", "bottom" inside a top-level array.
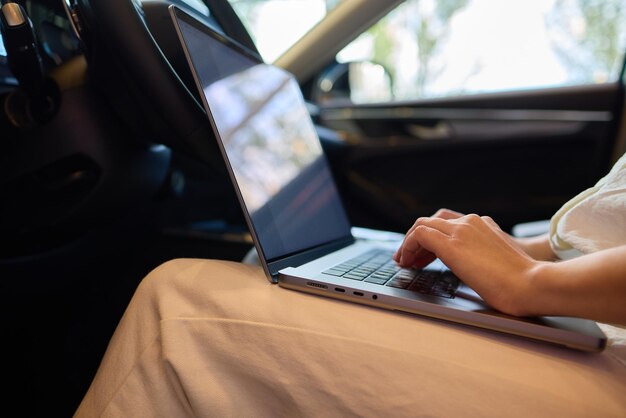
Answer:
[
  {"left": 353, "top": 291, "right": 364, "bottom": 297},
  {"left": 334, "top": 287, "right": 345, "bottom": 293},
  {"left": 307, "top": 282, "right": 328, "bottom": 289}
]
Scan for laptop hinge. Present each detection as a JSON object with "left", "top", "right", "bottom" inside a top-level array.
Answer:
[{"left": 266, "top": 236, "right": 355, "bottom": 279}]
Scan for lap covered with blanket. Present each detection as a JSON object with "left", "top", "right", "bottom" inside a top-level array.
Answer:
[{"left": 74, "top": 259, "right": 626, "bottom": 418}]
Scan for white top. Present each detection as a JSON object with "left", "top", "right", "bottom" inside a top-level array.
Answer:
[{"left": 550, "top": 152, "right": 626, "bottom": 260}]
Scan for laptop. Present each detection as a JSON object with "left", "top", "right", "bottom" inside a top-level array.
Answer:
[{"left": 169, "top": 5, "right": 607, "bottom": 352}]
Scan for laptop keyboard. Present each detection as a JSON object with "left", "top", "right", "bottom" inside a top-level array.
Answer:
[{"left": 322, "top": 249, "right": 459, "bottom": 299}]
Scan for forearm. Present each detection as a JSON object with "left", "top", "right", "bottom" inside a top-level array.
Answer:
[
  {"left": 524, "top": 245, "right": 626, "bottom": 325},
  {"left": 513, "top": 233, "right": 556, "bottom": 261}
]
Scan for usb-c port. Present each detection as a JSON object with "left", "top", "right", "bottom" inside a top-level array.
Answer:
[
  {"left": 335, "top": 287, "right": 345, "bottom": 293},
  {"left": 353, "top": 291, "right": 364, "bottom": 297}
]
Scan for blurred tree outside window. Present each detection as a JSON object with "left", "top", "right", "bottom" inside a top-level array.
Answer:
[{"left": 338, "top": 0, "right": 626, "bottom": 103}]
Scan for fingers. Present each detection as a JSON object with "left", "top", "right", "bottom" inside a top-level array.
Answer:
[
  {"left": 396, "top": 223, "right": 451, "bottom": 268},
  {"left": 403, "top": 208, "right": 464, "bottom": 238},
  {"left": 394, "top": 208, "right": 464, "bottom": 262},
  {"left": 415, "top": 217, "right": 459, "bottom": 235},
  {"left": 478, "top": 215, "right": 500, "bottom": 231},
  {"left": 394, "top": 212, "right": 501, "bottom": 269},
  {"left": 434, "top": 208, "right": 465, "bottom": 220},
  {"left": 396, "top": 217, "right": 457, "bottom": 254}
]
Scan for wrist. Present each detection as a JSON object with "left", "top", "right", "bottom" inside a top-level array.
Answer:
[{"left": 494, "top": 258, "right": 544, "bottom": 317}]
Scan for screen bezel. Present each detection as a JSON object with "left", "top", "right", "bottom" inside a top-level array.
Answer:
[{"left": 169, "top": 5, "right": 355, "bottom": 281}]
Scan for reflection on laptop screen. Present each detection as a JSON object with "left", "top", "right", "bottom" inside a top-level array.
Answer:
[{"left": 177, "top": 18, "right": 352, "bottom": 261}]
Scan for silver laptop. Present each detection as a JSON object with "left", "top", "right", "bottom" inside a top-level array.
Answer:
[{"left": 170, "top": 6, "right": 606, "bottom": 352}]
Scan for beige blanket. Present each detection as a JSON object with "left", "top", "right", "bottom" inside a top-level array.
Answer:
[{"left": 75, "top": 258, "right": 626, "bottom": 418}]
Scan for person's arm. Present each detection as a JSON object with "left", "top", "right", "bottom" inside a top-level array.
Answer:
[
  {"left": 529, "top": 245, "right": 626, "bottom": 324},
  {"left": 394, "top": 213, "right": 626, "bottom": 325},
  {"left": 513, "top": 233, "right": 557, "bottom": 261}
]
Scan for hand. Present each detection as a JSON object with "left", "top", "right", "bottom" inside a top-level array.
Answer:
[
  {"left": 393, "top": 208, "right": 464, "bottom": 268},
  {"left": 394, "top": 212, "right": 538, "bottom": 315}
]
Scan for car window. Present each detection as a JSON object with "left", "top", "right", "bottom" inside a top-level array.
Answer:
[
  {"left": 228, "top": 0, "right": 344, "bottom": 62},
  {"left": 335, "top": 0, "right": 626, "bottom": 103},
  {"left": 176, "top": 0, "right": 211, "bottom": 15}
]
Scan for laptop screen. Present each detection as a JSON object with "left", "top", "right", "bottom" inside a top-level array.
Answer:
[{"left": 174, "top": 10, "right": 352, "bottom": 262}]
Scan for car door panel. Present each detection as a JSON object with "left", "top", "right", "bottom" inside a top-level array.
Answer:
[{"left": 318, "top": 83, "right": 623, "bottom": 232}]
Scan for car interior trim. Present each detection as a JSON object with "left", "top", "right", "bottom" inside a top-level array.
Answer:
[
  {"left": 276, "top": 0, "right": 403, "bottom": 82},
  {"left": 61, "top": 0, "right": 82, "bottom": 41},
  {"left": 2, "top": 3, "right": 26, "bottom": 27},
  {"left": 321, "top": 108, "right": 613, "bottom": 123}
]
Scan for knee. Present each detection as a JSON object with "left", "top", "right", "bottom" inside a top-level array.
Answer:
[
  {"left": 135, "top": 258, "right": 236, "bottom": 303},
  {"left": 131, "top": 258, "right": 249, "bottom": 321},
  {"left": 134, "top": 259, "right": 201, "bottom": 304}
]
